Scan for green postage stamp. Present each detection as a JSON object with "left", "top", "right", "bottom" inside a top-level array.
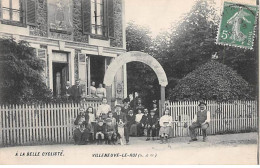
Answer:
[{"left": 216, "top": 2, "right": 258, "bottom": 49}]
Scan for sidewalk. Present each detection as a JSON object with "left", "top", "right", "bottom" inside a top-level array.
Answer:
[{"left": 0, "top": 132, "right": 258, "bottom": 165}]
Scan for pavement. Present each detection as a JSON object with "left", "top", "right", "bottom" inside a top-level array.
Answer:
[{"left": 0, "top": 132, "right": 258, "bottom": 165}]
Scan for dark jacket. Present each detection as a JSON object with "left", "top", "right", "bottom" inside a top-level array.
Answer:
[
  {"left": 70, "top": 84, "right": 83, "bottom": 99},
  {"left": 140, "top": 114, "right": 149, "bottom": 126},
  {"left": 113, "top": 112, "right": 128, "bottom": 126},
  {"left": 95, "top": 124, "right": 106, "bottom": 133},
  {"left": 126, "top": 115, "right": 136, "bottom": 127},
  {"left": 147, "top": 115, "right": 159, "bottom": 127}
]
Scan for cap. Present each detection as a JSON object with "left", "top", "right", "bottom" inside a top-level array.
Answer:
[{"left": 198, "top": 101, "right": 207, "bottom": 106}]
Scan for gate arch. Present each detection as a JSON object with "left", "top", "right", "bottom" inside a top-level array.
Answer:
[{"left": 104, "top": 51, "right": 168, "bottom": 115}]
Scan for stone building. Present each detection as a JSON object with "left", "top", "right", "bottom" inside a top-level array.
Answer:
[{"left": 0, "top": 0, "right": 127, "bottom": 102}]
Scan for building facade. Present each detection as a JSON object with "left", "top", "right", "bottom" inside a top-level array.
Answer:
[{"left": 0, "top": 0, "right": 127, "bottom": 102}]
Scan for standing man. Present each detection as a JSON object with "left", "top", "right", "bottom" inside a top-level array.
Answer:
[
  {"left": 70, "top": 80, "right": 83, "bottom": 102},
  {"left": 122, "top": 98, "right": 130, "bottom": 114},
  {"left": 189, "top": 101, "right": 210, "bottom": 142},
  {"left": 113, "top": 104, "right": 129, "bottom": 144}
]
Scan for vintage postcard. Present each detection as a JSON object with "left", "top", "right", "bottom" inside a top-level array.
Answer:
[{"left": 0, "top": 0, "right": 259, "bottom": 165}]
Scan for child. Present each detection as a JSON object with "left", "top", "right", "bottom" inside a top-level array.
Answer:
[
  {"left": 73, "top": 108, "right": 90, "bottom": 145},
  {"left": 126, "top": 110, "right": 137, "bottom": 136},
  {"left": 95, "top": 119, "right": 106, "bottom": 145},
  {"left": 140, "top": 108, "right": 150, "bottom": 137},
  {"left": 86, "top": 106, "right": 95, "bottom": 141},
  {"left": 146, "top": 110, "right": 159, "bottom": 141},
  {"left": 159, "top": 108, "right": 172, "bottom": 144},
  {"left": 135, "top": 109, "right": 144, "bottom": 136},
  {"left": 105, "top": 117, "right": 117, "bottom": 144}
]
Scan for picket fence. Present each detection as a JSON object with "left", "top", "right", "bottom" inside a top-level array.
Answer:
[
  {"left": 168, "top": 100, "right": 258, "bottom": 137},
  {"left": 0, "top": 100, "right": 258, "bottom": 146}
]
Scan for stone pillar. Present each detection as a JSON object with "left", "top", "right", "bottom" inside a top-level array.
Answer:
[
  {"left": 106, "top": 85, "right": 112, "bottom": 106},
  {"left": 160, "top": 85, "right": 165, "bottom": 117}
]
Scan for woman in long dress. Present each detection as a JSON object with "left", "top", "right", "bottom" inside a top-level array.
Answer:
[
  {"left": 96, "top": 83, "right": 106, "bottom": 98},
  {"left": 159, "top": 108, "right": 172, "bottom": 144}
]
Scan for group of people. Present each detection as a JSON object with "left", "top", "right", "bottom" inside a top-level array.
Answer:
[
  {"left": 64, "top": 80, "right": 106, "bottom": 102},
  {"left": 73, "top": 94, "right": 211, "bottom": 145}
]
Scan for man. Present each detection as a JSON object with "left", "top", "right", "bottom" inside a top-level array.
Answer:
[
  {"left": 113, "top": 104, "right": 129, "bottom": 144},
  {"left": 189, "top": 101, "right": 210, "bottom": 142},
  {"left": 135, "top": 98, "right": 145, "bottom": 115},
  {"left": 122, "top": 98, "right": 130, "bottom": 114},
  {"left": 146, "top": 109, "right": 159, "bottom": 141},
  {"left": 70, "top": 80, "right": 83, "bottom": 102}
]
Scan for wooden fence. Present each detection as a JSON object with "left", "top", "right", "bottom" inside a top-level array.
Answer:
[
  {"left": 0, "top": 100, "right": 258, "bottom": 146},
  {"left": 0, "top": 101, "right": 102, "bottom": 146},
  {"left": 168, "top": 100, "right": 258, "bottom": 137}
]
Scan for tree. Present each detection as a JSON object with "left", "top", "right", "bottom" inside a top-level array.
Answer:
[
  {"left": 154, "top": 0, "right": 257, "bottom": 98},
  {"left": 0, "top": 38, "right": 52, "bottom": 104},
  {"left": 169, "top": 60, "right": 253, "bottom": 101},
  {"left": 126, "top": 21, "right": 159, "bottom": 107}
]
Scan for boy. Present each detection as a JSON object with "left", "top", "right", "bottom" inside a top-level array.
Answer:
[
  {"left": 135, "top": 109, "right": 144, "bottom": 137},
  {"left": 140, "top": 108, "right": 150, "bottom": 137},
  {"left": 105, "top": 117, "right": 117, "bottom": 144},
  {"left": 95, "top": 119, "right": 106, "bottom": 145},
  {"left": 126, "top": 110, "right": 137, "bottom": 136},
  {"left": 146, "top": 110, "right": 159, "bottom": 141},
  {"left": 113, "top": 104, "right": 129, "bottom": 144}
]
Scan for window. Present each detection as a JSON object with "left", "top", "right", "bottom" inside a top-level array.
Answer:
[
  {"left": 1, "top": 0, "right": 23, "bottom": 22},
  {"left": 82, "top": 0, "right": 114, "bottom": 38},
  {"left": 91, "top": 0, "right": 106, "bottom": 36}
]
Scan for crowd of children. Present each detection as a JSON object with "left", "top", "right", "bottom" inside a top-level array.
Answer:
[{"left": 73, "top": 95, "right": 173, "bottom": 145}]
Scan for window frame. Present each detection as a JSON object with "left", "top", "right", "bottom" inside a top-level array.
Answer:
[{"left": 0, "top": 0, "right": 26, "bottom": 27}]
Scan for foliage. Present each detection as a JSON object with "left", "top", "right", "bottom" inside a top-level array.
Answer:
[
  {"left": 126, "top": 21, "right": 160, "bottom": 107},
  {"left": 0, "top": 38, "right": 52, "bottom": 104},
  {"left": 169, "top": 60, "right": 253, "bottom": 101},
  {"left": 153, "top": 0, "right": 257, "bottom": 99}
]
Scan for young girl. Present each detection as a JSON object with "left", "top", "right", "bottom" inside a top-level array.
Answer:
[
  {"left": 86, "top": 106, "right": 95, "bottom": 141},
  {"left": 96, "top": 97, "right": 111, "bottom": 119},
  {"left": 159, "top": 108, "right": 172, "bottom": 144}
]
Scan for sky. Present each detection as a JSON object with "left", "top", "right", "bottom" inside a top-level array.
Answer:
[{"left": 125, "top": 0, "right": 196, "bottom": 37}]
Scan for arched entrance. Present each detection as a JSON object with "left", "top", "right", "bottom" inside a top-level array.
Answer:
[{"left": 103, "top": 51, "right": 168, "bottom": 115}]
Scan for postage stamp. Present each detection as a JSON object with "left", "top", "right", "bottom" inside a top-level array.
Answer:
[{"left": 216, "top": 1, "right": 258, "bottom": 49}]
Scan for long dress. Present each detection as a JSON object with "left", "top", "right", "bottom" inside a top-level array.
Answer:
[{"left": 159, "top": 115, "right": 173, "bottom": 136}]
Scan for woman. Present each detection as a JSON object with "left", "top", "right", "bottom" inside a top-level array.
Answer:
[
  {"left": 159, "top": 108, "right": 172, "bottom": 144},
  {"left": 96, "top": 83, "right": 106, "bottom": 98},
  {"left": 96, "top": 97, "right": 111, "bottom": 119},
  {"left": 90, "top": 81, "right": 97, "bottom": 97}
]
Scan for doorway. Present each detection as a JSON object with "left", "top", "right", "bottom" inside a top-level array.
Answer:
[
  {"left": 53, "top": 62, "right": 69, "bottom": 97},
  {"left": 90, "top": 56, "right": 105, "bottom": 87}
]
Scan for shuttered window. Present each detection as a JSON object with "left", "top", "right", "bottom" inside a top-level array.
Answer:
[
  {"left": 26, "top": 0, "right": 36, "bottom": 25},
  {"left": 1, "top": 0, "right": 24, "bottom": 22},
  {"left": 82, "top": 0, "right": 92, "bottom": 34},
  {"left": 0, "top": 0, "right": 36, "bottom": 27},
  {"left": 107, "top": 0, "right": 114, "bottom": 38},
  {"left": 82, "top": 0, "right": 114, "bottom": 38}
]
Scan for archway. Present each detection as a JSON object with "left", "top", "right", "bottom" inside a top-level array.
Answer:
[{"left": 103, "top": 51, "right": 168, "bottom": 115}]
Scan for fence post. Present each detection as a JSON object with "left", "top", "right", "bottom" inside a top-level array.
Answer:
[{"left": 0, "top": 105, "right": 2, "bottom": 146}]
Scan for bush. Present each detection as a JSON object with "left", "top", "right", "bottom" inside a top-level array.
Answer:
[{"left": 168, "top": 60, "right": 253, "bottom": 101}]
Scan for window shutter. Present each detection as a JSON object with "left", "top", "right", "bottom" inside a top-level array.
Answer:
[
  {"left": 107, "top": 0, "right": 115, "bottom": 38},
  {"left": 82, "top": 0, "right": 91, "bottom": 34},
  {"left": 26, "top": 0, "right": 36, "bottom": 26}
]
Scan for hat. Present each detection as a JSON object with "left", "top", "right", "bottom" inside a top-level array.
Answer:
[
  {"left": 115, "top": 104, "right": 123, "bottom": 108},
  {"left": 122, "top": 98, "right": 130, "bottom": 103},
  {"left": 198, "top": 101, "right": 207, "bottom": 106},
  {"left": 97, "top": 119, "right": 104, "bottom": 123},
  {"left": 150, "top": 109, "right": 156, "bottom": 113},
  {"left": 152, "top": 100, "right": 157, "bottom": 104}
]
